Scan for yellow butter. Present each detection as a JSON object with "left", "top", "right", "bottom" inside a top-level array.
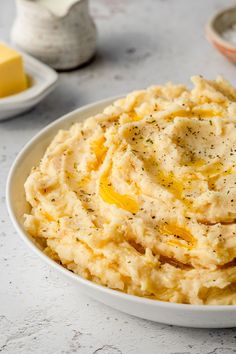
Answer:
[
  {"left": 99, "top": 168, "right": 139, "bottom": 214},
  {"left": 0, "top": 43, "right": 27, "bottom": 98}
]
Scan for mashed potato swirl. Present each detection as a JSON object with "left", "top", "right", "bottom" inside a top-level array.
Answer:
[{"left": 24, "top": 76, "right": 236, "bottom": 305}]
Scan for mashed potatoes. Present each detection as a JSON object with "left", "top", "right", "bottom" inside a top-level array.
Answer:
[{"left": 24, "top": 76, "right": 236, "bottom": 305}]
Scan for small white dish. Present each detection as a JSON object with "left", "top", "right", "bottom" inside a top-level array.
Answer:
[
  {"left": 6, "top": 98, "right": 236, "bottom": 328},
  {"left": 0, "top": 49, "right": 58, "bottom": 120}
]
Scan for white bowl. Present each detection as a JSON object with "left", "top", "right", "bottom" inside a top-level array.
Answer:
[
  {"left": 0, "top": 49, "right": 58, "bottom": 120},
  {"left": 6, "top": 98, "right": 236, "bottom": 328}
]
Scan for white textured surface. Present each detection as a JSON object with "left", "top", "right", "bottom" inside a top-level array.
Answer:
[{"left": 1, "top": 0, "right": 236, "bottom": 353}]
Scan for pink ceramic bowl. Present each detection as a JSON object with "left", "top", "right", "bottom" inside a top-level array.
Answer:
[{"left": 206, "top": 6, "right": 236, "bottom": 62}]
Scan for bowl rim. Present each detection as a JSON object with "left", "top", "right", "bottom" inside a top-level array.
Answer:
[
  {"left": 206, "top": 5, "right": 236, "bottom": 51},
  {"left": 6, "top": 96, "right": 236, "bottom": 312}
]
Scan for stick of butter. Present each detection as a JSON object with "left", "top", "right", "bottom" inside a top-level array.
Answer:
[{"left": 0, "top": 43, "right": 27, "bottom": 98}]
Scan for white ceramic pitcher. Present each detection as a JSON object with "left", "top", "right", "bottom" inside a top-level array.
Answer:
[{"left": 11, "top": 0, "right": 97, "bottom": 70}]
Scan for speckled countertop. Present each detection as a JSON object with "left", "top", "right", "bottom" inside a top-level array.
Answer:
[{"left": 1, "top": 0, "right": 236, "bottom": 353}]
